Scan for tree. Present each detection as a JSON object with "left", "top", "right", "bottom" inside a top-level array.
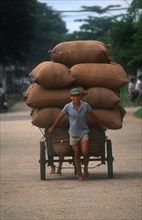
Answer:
[
  {"left": 108, "top": 0, "right": 142, "bottom": 74},
  {"left": 28, "top": 2, "right": 67, "bottom": 69},
  {"left": 64, "top": 1, "right": 142, "bottom": 75},
  {"left": 0, "top": 0, "right": 67, "bottom": 93},
  {"left": 0, "top": 0, "right": 67, "bottom": 68},
  {"left": 64, "top": 5, "right": 121, "bottom": 43},
  {"left": 0, "top": 0, "right": 37, "bottom": 66}
]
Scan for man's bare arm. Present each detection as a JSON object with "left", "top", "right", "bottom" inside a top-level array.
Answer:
[
  {"left": 88, "top": 111, "right": 107, "bottom": 131},
  {"left": 48, "top": 113, "right": 64, "bottom": 133}
]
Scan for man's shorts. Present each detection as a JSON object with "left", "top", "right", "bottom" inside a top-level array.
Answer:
[{"left": 70, "top": 134, "right": 89, "bottom": 145}]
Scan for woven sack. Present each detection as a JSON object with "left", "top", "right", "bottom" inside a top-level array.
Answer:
[
  {"left": 26, "top": 84, "right": 71, "bottom": 109},
  {"left": 88, "top": 127, "right": 106, "bottom": 156},
  {"left": 87, "top": 109, "right": 123, "bottom": 130},
  {"left": 51, "top": 128, "right": 73, "bottom": 156},
  {"left": 23, "top": 83, "right": 34, "bottom": 101},
  {"left": 116, "top": 104, "right": 126, "bottom": 118},
  {"left": 82, "top": 87, "right": 120, "bottom": 108},
  {"left": 31, "top": 61, "right": 75, "bottom": 89},
  {"left": 31, "top": 108, "right": 69, "bottom": 128},
  {"left": 110, "top": 62, "right": 127, "bottom": 77},
  {"left": 70, "top": 63, "right": 128, "bottom": 89},
  {"left": 52, "top": 127, "right": 106, "bottom": 156},
  {"left": 29, "top": 61, "right": 49, "bottom": 79},
  {"left": 49, "top": 40, "right": 110, "bottom": 67}
]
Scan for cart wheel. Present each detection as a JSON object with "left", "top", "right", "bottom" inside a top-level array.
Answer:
[
  {"left": 40, "top": 141, "right": 46, "bottom": 180},
  {"left": 107, "top": 139, "right": 114, "bottom": 178}
]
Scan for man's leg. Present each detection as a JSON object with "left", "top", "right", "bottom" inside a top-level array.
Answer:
[
  {"left": 80, "top": 140, "right": 90, "bottom": 179},
  {"left": 57, "top": 155, "right": 64, "bottom": 174},
  {"left": 72, "top": 144, "right": 84, "bottom": 180},
  {"left": 49, "top": 163, "right": 56, "bottom": 174}
]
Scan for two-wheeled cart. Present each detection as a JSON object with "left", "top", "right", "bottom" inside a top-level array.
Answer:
[{"left": 39, "top": 127, "right": 114, "bottom": 180}]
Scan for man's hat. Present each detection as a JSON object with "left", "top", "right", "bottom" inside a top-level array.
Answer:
[{"left": 70, "top": 88, "right": 81, "bottom": 95}]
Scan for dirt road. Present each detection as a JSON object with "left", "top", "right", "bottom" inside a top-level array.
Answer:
[{"left": 1, "top": 102, "right": 142, "bottom": 220}]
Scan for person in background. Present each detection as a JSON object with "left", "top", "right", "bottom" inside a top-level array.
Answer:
[
  {"left": 128, "top": 78, "right": 137, "bottom": 102},
  {"left": 0, "top": 83, "right": 7, "bottom": 111},
  {"left": 135, "top": 74, "right": 142, "bottom": 100},
  {"left": 48, "top": 88, "right": 107, "bottom": 181},
  {"left": 128, "top": 78, "right": 135, "bottom": 94}
]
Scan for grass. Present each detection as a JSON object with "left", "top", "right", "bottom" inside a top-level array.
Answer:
[{"left": 133, "top": 108, "right": 142, "bottom": 119}]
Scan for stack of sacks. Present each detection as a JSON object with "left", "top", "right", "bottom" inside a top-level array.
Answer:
[
  {"left": 49, "top": 40, "right": 128, "bottom": 155},
  {"left": 26, "top": 61, "right": 75, "bottom": 129},
  {"left": 25, "top": 60, "right": 83, "bottom": 157},
  {"left": 70, "top": 62, "right": 127, "bottom": 130},
  {"left": 25, "top": 40, "right": 128, "bottom": 156}
]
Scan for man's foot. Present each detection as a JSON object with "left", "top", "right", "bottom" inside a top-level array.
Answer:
[
  {"left": 57, "top": 168, "right": 62, "bottom": 175},
  {"left": 49, "top": 166, "right": 56, "bottom": 174},
  {"left": 77, "top": 175, "right": 84, "bottom": 181}
]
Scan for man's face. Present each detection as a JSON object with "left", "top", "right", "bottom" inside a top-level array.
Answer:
[{"left": 70, "top": 94, "right": 81, "bottom": 103}]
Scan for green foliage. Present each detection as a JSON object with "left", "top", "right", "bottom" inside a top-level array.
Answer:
[
  {"left": 1, "top": 0, "right": 142, "bottom": 81},
  {"left": 0, "top": 0, "right": 67, "bottom": 70},
  {"left": 133, "top": 108, "right": 142, "bottom": 119},
  {"left": 108, "top": 10, "right": 142, "bottom": 72},
  {"left": 108, "top": 15, "right": 134, "bottom": 64},
  {"left": 27, "top": 2, "right": 67, "bottom": 69},
  {"left": 128, "top": 0, "right": 142, "bottom": 13},
  {"left": 64, "top": 5, "right": 120, "bottom": 43},
  {"left": 0, "top": 0, "right": 37, "bottom": 65},
  {"left": 64, "top": 0, "right": 142, "bottom": 75}
]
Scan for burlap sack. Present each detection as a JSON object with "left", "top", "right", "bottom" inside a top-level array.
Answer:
[
  {"left": 116, "top": 104, "right": 126, "bottom": 118},
  {"left": 89, "top": 127, "right": 106, "bottom": 156},
  {"left": 82, "top": 87, "right": 120, "bottom": 108},
  {"left": 87, "top": 109, "right": 123, "bottom": 130},
  {"left": 49, "top": 40, "right": 110, "bottom": 67},
  {"left": 31, "top": 108, "right": 69, "bottom": 128},
  {"left": 51, "top": 128, "right": 73, "bottom": 156},
  {"left": 31, "top": 61, "right": 75, "bottom": 89},
  {"left": 29, "top": 61, "right": 49, "bottom": 79},
  {"left": 26, "top": 84, "right": 71, "bottom": 109},
  {"left": 110, "top": 62, "right": 127, "bottom": 77},
  {"left": 52, "top": 127, "right": 106, "bottom": 156},
  {"left": 70, "top": 63, "right": 128, "bottom": 89},
  {"left": 23, "top": 83, "right": 34, "bottom": 101}
]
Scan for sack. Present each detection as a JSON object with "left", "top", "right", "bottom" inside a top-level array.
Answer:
[
  {"left": 82, "top": 87, "right": 120, "bottom": 108},
  {"left": 70, "top": 63, "right": 128, "bottom": 89},
  {"left": 29, "top": 61, "right": 49, "bottom": 78},
  {"left": 23, "top": 84, "right": 34, "bottom": 101},
  {"left": 116, "top": 104, "right": 126, "bottom": 118},
  {"left": 89, "top": 127, "right": 106, "bottom": 156},
  {"left": 49, "top": 40, "right": 110, "bottom": 67},
  {"left": 51, "top": 128, "right": 73, "bottom": 156},
  {"left": 87, "top": 109, "right": 123, "bottom": 130},
  {"left": 31, "top": 108, "right": 69, "bottom": 128},
  {"left": 26, "top": 84, "right": 71, "bottom": 109},
  {"left": 30, "top": 61, "right": 75, "bottom": 89}
]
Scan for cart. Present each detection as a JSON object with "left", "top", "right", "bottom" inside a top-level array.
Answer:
[{"left": 39, "top": 127, "right": 114, "bottom": 180}]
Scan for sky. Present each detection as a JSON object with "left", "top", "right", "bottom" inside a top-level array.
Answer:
[{"left": 39, "top": 0, "right": 133, "bottom": 33}]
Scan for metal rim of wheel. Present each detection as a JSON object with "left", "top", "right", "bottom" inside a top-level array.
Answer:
[
  {"left": 107, "top": 139, "right": 113, "bottom": 178},
  {"left": 40, "top": 141, "right": 46, "bottom": 180}
]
